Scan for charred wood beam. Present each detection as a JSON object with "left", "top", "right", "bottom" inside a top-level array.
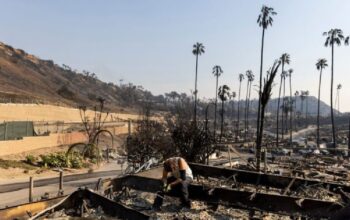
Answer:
[
  {"left": 283, "top": 177, "right": 296, "bottom": 195},
  {"left": 189, "top": 163, "right": 350, "bottom": 193},
  {"left": 30, "top": 189, "right": 150, "bottom": 220},
  {"left": 0, "top": 196, "right": 65, "bottom": 220},
  {"left": 113, "top": 175, "right": 343, "bottom": 218}
]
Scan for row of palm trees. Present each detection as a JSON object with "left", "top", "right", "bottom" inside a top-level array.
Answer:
[
  {"left": 255, "top": 6, "right": 276, "bottom": 170},
  {"left": 192, "top": 42, "right": 231, "bottom": 139},
  {"left": 320, "top": 29, "right": 348, "bottom": 148},
  {"left": 316, "top": 59, "right": 327, "bottom": 147},
  {"left": 256, "top": 6, "right": 350, "bottom": 157},
  {"left": 244, "top": 71, "right": 254, "bottom": 141},
  {"left": 192, "top": 42, "right": 236, "bottom": 140},
  {"left": 250, "top": 5, "right": 349, "bottom": 168},
  {"left": 191, "top": 4, "right": 350, "bottom": 170},
  {"left": 276, "top": 53, "right": 290, "bottom": 147}
]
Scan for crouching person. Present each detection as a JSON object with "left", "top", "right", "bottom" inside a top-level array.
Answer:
[{"left": 152, "top": 157, "right": 193, "bottom": 210}]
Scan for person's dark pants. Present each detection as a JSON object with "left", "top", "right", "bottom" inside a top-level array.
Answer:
[{"left": 152, "top": 176, "right": 192, "bottom": 209}]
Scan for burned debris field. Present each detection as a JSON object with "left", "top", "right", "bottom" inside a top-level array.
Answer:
[
  {"left": 3, "top": 1, "right": 350, "bottom": 220},
  {"left": 20, "top": 162, "right": 350, "bottom": 220}
]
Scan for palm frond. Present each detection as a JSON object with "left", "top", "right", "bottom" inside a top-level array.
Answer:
[
  {"left": 324, "top": 29, "right": 348, "bottom": 47},
  {"left": 239, "top": 73, "right": 245, "bottom": 81},
  {"left": 212, "top": 65, "right": 223, "bottom": 77},
  {"left": 261, "top": 60, "right": 281, "bottom": 107},
  {"left": 257, "top": 5, "right": 276, "bottom": 29}
]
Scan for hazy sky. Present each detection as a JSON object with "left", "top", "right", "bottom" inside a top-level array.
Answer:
[{"left": 1, "top": 1, "right": 350, "bottom": 110}]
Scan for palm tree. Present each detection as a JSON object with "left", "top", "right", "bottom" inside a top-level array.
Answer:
[
  {"left": 276, "top": 69, "right": 286, "bottom": 147},
  {"left": 287, "top": 68, "right": 294, "bottom": 144},
  {"left": 218, "top": 85, "right": 230, "bottom": 140},
  {"left": 336, "top": 84, "right": 342, "bottom": 114},
  {"left": 256, "top": 5, "right": 277, "bottom": 144},
  {"left": 213, "top": 65, "right": 223, "bottom": 139},
  {"left": 192, "top": 43, "right": 205, "bottom": 124},
  {"left": 282, "top": 72, "right": 287, "bottom": 137},
  {"left": 230, "top": 91, "right": 237, "bottom": 140},
  {"left": 237, "top": 73, "right": 245, "bottom": 140},
  {"left": 230, "top": 92, "right": 237, "bottom": 120},
  {"left": 282, "top": 97, "right": 292, "bottom": 136},
  {"left": 244, "top": 73, "right": 249, "bottom": 141},
  {"left": 276, "top": 53, "right": 290, "bottom": 147},
  {"left": 294, "top": 91, "right": 299, "bottom": 129},
  {"left": 281, "top": 54, "right": 290, "bottom": 139},
  {"left": 323, "top": 29, "right": 348, "bottom": 147},
  {"left": 316, "top": 58, "right": 328, "bottom": 148},
  {"left": 305, "top": 90, "right": 310, "bottom": 125},
  {"left": 247, "top": 72, "right": 254, "bottom": 140},
  {"left": 256, "top": 60, "right": 281, "bottom": 171},
  {"left": 299, "top": 91, "right": 306, "bottom": 125},
  {"left": 244, "top": 70, "right": 254, "bottom": 141}
]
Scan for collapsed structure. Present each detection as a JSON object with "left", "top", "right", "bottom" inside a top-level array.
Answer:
[{"left": 2, "top": 162, "right": 350, "bottom": 219}]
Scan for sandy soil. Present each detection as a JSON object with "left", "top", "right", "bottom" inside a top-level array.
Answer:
[
  {"left": 0, "top": 145, "right": 68, "bottom": 161},
  {"left": 0, "top": 103, "right": 162, "bottom": 122},
  {"left": 0, "top": 134, "right": 126, "bottom": 182}
]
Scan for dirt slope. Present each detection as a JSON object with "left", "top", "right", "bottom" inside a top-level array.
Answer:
[{"left": 0, "top": 42, "right": 134, "bottom": 111}]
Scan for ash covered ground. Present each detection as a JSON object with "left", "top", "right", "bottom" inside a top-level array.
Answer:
[{"left": 118, "top": 190, "right": 292, "bottom": 220}]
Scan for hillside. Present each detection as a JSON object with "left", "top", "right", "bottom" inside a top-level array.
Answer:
[
  {"left": 0, "top": 42, "right": 336, "bottom": 117},
  {"left": 269, "top": 96, "right": 338, "bottom": 116},
  {"left": 239, "top": 96, "right": 338, "bottom": 117},
  {"left": 0, "top": 42, "right": 165, "bottom": 112}
]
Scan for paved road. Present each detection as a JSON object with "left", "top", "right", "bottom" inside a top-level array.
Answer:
[
  {"left": 0, "top": 170, "right": 122, "bottom": 208},
  {"left": 261, "top": 125, "right": 316, "bottom": 140},
  {"left": 0, "top": 169, "right": 120, "bottom": 193},
  {"left": 0, "top": 161, "right": 125, "bottom": 208},
  {"left": 0, "top": 175, "right": 119, "bottom": 208}
]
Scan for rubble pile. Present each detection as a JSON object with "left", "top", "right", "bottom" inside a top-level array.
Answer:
[
  {"left": 37, "top": 200, "right": 121, "bottom": 220},
  {"left": 117, "top": 189, "right": 291, "bottom": 220},
  {"left": 196, "top": 175, "right": 342, "bottom": 203}
]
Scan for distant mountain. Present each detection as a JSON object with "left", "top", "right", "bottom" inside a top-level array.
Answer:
[
  {"left": 238, "top": 96, "right": 338, "bottom": 117},
  {"left": 0, "top": 41, "right": 339, "bottom": 117},
  {"left": 267, "top": 96, "right": 338, "bottom": 116}
]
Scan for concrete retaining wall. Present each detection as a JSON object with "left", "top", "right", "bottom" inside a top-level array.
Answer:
[
  {"left": 0, "top": 132, "right": 87, "bottom": 156},
  {"left": 0, "top": 103, "right": 143, "bottom": 122}
]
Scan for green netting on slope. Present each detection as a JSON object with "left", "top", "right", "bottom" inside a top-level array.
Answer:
[{"left": 0, "top": 121, "right": 34, "bottom": 140}]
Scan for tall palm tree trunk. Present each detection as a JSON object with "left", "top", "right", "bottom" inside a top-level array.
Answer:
[
  {"left": 289, "top": 75, "right": 293, "bottom": 144},
  {"left": 247, "top": 82, "right": 252, "bottom": 140},
  {"left": 276, "top": 74, "right": 283, "bottom": 147},
  {"left": 301, "top": 99, "right": 304, "bottom": 115},
  {"left": 337, "top": 90, "right": 340, "bottom": 114},
  {"left": 294, "top": 94, "right": 297, "bottom": 131},
  {"left": 194, "top": 54, "right": 199, "bottom": 124},
  {"left": 282, "top": 77, "right": 286, "bottom": 139},
  {"left": 335, "top": 92, "right": 338, "bottom": 114},
  {"left": 256, "top": 28, "right": 265, "bottom": 148},
  {"left": 317, "top": 68, "right": 323, "bottom": 148},
  {"left": 256, "top": 102, "right": 267, "bottom": 171},
  {"left": 306, "top": 96, "right": 308, "bottom": 126},
  {"left": 330, "top": 44, "right": 336, "bottom": 147},
  {"left": 244, "top": 81, "right": 249, "bottom": 141},
  {"left": 214, "top": 76, "right": 219, "bottom": 139},
  {"left": 220, "top": 99, "right": 225, "bottom": 140},
  {"left": 237, "top": 82, "right": 242, "bottom": 141},
  {"left": 286, "top": 113, "right": 289, "bottom": 134},
  {"left": 231, "top": 100, "right": 235, "bottom": 120}
]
